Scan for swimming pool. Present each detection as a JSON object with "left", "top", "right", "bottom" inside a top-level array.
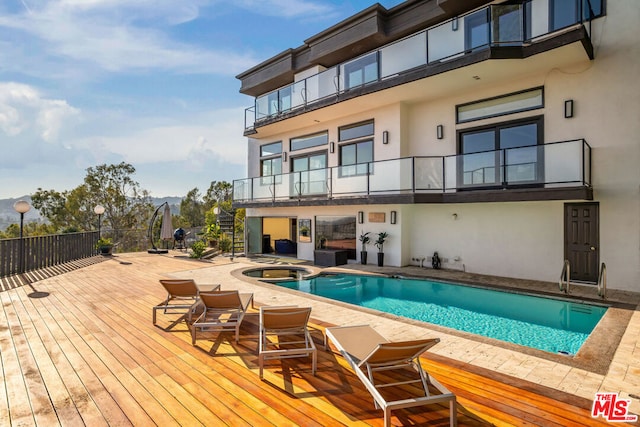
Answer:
[{"left": 273, "top": 273, "right": 608, "bottom": 355}]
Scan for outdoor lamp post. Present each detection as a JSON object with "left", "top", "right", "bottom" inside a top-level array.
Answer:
[
  {"left": 94, "top": 205, "right": 105, "bottom": 240},
  {"left": 13, "top": 200, "right": 31, "bottom": 274}
]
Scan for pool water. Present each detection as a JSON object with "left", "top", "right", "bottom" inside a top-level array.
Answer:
[{"left": 274, "top": 274, "right": 608, "bottom": 355}]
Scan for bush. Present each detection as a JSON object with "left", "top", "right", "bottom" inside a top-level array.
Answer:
[
  {"left": 219, "top": 232, "right": 232, "bottom": 253},
  {"left": 190, "top": 240, "right": 206, "bottom": 259}
]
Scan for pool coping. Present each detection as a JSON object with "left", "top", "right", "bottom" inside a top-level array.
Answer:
[{"left": 233, "top": 264, "right": 636, "bottom": 375}]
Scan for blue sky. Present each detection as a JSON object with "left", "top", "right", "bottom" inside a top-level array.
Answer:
[{"left": 0, "top": 0, "right": 404, "bottom": 199}]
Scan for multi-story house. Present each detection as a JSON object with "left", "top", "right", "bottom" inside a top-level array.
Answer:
[{"left": 233, "top": 0, "right": 639, "bottom": 293}]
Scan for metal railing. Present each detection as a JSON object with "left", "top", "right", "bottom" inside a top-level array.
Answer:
[
  {"left": 244, "top": 0, "right": 596, "bottom": 130},
  {"left": 234, "top": 139, "right": 591, "bottom": 203},
  {"left": 559, "top": 259, "right": 571, "bottom": 294},
  {"left": 0, "top": 231, "right": 99, "bottom": 278},
  {"left": 597, "top": 262, "right": 607, "bottom": 299}
]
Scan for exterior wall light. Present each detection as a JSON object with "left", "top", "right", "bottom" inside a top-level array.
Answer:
[
  {"left": 452, "top": 17, "right": 458, "bottom": 31},
  {"left": 564, "top": 100, "right": 574, "bottom": 118},
  {"left": 330, "top": 141, "right": 335, "bottom": 153},
  {"left": 437, "top": 124, "right": 444, "bottom": 140},
  {"left": 390, "top": 211, "right": 397, "bottom": 224},
  {"left": 282, "top": 152, "right": 287, "bottom": 162},
  {"left": 358, "top": 211, "right": 364, "bottom": 224},
  {"left": 382, "top": 130, "right": 389, "bottom": 144}
]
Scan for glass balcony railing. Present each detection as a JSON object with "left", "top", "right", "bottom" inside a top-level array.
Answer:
[
  {"left": 233, "top": 139, "right": 591, "bottom": 203},
  {"left": 244, "top": 0, "right": 597, "bottom": 131}
]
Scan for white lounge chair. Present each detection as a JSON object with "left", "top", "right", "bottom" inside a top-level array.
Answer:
[
  {"left": 259, "top": 306, "right": 317, "bottom": 379},
  {"left": 191, "top": 290, "right": 254, "bottom": 345},
  {"left": 153, "top": 279, "right": 220, "bottom": 325},
  {"left": 325, "top": 324, "right": 457, "bottom": 427}
]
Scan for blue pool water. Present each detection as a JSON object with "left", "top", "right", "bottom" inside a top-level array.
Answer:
[{"left": 274, "top": 274, "right": 608, "bottom": 355}]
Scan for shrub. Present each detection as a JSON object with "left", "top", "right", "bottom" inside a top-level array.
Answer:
[{"left": 190, "top": 240, "right": 206, "bottom": 259}]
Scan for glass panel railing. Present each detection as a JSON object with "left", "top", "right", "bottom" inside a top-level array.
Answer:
[
  {"left": 291, "top": 80, "right": 306, "bottom": 110},
  {"left": 233, "top": 140, "right": 590, "bottom": 202},
  {"left": 491, "top": 4, "right": 523, "bottom": 45},
  {"left": 244, "top": 107, "right": 255, "bottom": 131},
  {"left": 339, "top": 52, "right": 378, "bottom": 91},
  {"left": 543, "top": 139, "right": 588, "bottom": 187},
  {"left": 252, "top": 176, "right": 275, "bottom": 201},
  {"left": 427, "top": 18, "right": 465, "bottom": 63},
  {"left": 233, "top": 179, "right": 252, "bottom": 201},
  {"left": 331, "top": 165, "right": 369, "bottom": 196},
  {"left": 380, "top": 31, "right": 427, "bottom": 79},
  {"left": 529, "top": 0, "right": 550, "bottom": 38},
  {"left": 414, "top": 157, "right": 444, "bottom": 191},
  {"left": 369, "top": 158, "right": 414, "bottom": 193}
]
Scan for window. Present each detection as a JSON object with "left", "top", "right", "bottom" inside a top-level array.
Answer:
[
  {"left": 340, "top": 141, "right": 373, "bottom": 176},
  {"left": 260, "top": 142, "right": 282, "bottom": 185},
  {"left": 291, "top": 152, "right": 327, "bottom": 196},
  {"left": 290, "top": 132, "right": 328, "bottom": 151},
  {"left": 457, "top": 87, "right": 544, "bottom": 123},
  {"left": 315, "top": 215, "right": 357, "bottom": 259},
  {"left": 342, "top": 52, "right": 378, "bottom": 90},
  {"left": 339, "top": 120, "right": 374, "bottom": 141},
  {"left": 458, "top": 117, "right": 543, "bottom": 188}
]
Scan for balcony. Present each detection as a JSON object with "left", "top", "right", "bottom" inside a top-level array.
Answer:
[
  {"left": 233, "top": 139, "right": 592, "bottom": 207},
  {"left": 244, "top": 0, "right": 597, "bottom": 133}
]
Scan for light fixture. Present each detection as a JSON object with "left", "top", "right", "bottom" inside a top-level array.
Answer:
[
  {"left": 437, "top": 124, "right": 444, "bottom": 140},
  {"left": 564, "top": 99, "right": 574, "bottom": 118},
  {"left": 13, "top": 200, "right": 31, "bottom": 274},
  {"left": 94, "top": 204, "right": 105, "bottom": 240},
  {"left": 330, "top": 141, "right": 335, "bottom": 153},
  {"left": 382, "top": 130, "right": 389, "bottom": 144},
  {"left": 390, "top": 211, "right": 397, "bottom": 224},
  {"left": 358, "top": 211, "right": 364, "bottom": 224},
  {"left": 282, "top": 152, "right": 287, "bottom": 162},
  {"left": 452, "top": 17, "right": 458, "bottom": 31},
  {"left": 452, "top": 213, "right": 458, "bottom": 220}
]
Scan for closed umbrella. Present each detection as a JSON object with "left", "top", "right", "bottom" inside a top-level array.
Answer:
[{"left": 160, "top": 204, "right": 173, "bottom": 243}]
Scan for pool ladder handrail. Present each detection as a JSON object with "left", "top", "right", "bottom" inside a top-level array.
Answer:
[
  {"left": 597, "top": 262, "right": 607, "bottom": 299},
  {"left": 559, "top": 260, "right": 571, "bottom": 294}
]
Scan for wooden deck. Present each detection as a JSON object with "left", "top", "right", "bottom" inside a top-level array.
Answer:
[{"left": 0, "top": 254, "right": 618, "bottom": 426}]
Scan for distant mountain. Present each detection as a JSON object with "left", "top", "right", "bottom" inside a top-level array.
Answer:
[{"left": 0, "top": 196, "right": 183, "bottom": 231}]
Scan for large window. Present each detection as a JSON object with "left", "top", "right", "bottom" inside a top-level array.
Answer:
[
  {"left": 291, "top": 152, "right": 327, "bottom": 196},
  {"left": 338, "top": 120, "right": 374, "bottom": 176},
  {"left": 290, "top": 132, "right": 328, "bottom": 151},
  {"left": 260, "top": 142, "right": 282, "bottom": 178},
  {"left": 457, "top": 87, "right": 544, "bottom": 123},
  {"left": 458, "top": 117, "right": 543, "bottom": 188},
  {"left": 315, "top": 215, "right": 356, "bottom": 259}
]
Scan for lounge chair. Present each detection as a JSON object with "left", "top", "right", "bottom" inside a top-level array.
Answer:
[
  {"left": 325, "top": 325, "right": 457, "bottom": 427},
  {"left": 191, "top": 290, "right": 254, "bottom": 345},
  {"left": 153, "top": 279, "right": 220, "bottom": 325},
  {"left": 258, "top": 306, "right": 317, "bottom": 379}
]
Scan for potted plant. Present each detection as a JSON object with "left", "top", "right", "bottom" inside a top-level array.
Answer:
[
  {"left": 95, "top": 237, "right": 113, "bottom": 255},
  {"left": 359, "top": 231, "right": 370, "bottom": 265},
  {"left": 374, "top": 232, "right": 388, "bottom": 267},
  {"left": 203, "top": 223, "right": 221, "bottom": 248}
]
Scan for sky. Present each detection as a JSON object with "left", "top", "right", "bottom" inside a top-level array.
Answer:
[{"left": 0, "top": 0, "right": 405, "bottom": 199}]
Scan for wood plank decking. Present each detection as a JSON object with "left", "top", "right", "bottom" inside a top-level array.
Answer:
[{"left": 0, "top": 254, "right": 621, "bottom": 426}]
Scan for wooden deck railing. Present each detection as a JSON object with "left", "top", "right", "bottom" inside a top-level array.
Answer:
[{"left": 0, "top": 231, "right": 99, "bottom": 278}]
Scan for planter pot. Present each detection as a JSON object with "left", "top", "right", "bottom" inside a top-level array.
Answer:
[
  {"left": 360, "top": 251, "right": 368, "bottom": 265},
  {"left": 377, "top": 252, "right": 384, "bottom": 267},
  {"left": 99, "top": 245, "right": 113, "bottom": 255}
]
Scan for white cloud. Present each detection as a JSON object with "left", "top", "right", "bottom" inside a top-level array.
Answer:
[
  {"left": 234, "top": 0, "right": 334, "bottom": 18},
  {"left": 0, "top": 82, "right": 79, "bottom": 142}
]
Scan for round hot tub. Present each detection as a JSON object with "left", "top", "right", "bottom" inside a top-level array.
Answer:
[{"left": 243, "top": 266, "right": 311, "bottom": 280}]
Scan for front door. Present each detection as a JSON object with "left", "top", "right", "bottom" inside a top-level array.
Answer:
[{"left": 564, "top": 203, "right": 599, "bottom": 282}]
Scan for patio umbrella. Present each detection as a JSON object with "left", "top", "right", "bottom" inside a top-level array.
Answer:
[{"left": 160, "top": 204, "right": 173, "bottom": 242}]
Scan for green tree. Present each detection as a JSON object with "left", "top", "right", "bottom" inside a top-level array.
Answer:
[
  {"left": 31, "top": 162, "right": 153, "bottom": 246},
  {"left": 180, "top": 188, "right": 204, "bottom": 227},
  {"left": 203, "top": 181, "right": 232, "bottom": 211}
]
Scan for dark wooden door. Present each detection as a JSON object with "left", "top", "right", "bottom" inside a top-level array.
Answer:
[{"left": 564, "top": 203, "right": 599, "bottom": 282}]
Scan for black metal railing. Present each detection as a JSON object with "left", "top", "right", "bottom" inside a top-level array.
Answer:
[{"left": 0, "top": 231, "right": 99, "bottom": 278}]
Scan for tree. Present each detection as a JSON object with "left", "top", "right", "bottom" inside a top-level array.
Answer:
[
  {"left": 31, "top": 162, "right": 153, "bottom": 245},
  {"left": 203, "top": 181, "right": 232, "bottom": 211},
  {"left": 180, "top": 188, "right": 204, "bottom": 227}
]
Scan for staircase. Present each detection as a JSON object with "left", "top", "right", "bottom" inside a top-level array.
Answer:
[{"left": 218, "top": 211, "right": 244, "bottom": 254}]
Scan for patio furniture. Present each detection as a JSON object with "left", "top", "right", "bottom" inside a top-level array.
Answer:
[
  {"left": 191, "top": 290, "right": 254, "bottom": 345},
  {"left": 258, "top": 306, "right": 317, "bottom": 379},
  {"left": 153, "top": 279, "right": 220, "bottom": 325},
  {"left": 325, "top": 324, "right": 457, "bottom": 427}
]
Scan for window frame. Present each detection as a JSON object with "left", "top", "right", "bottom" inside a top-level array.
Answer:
[
  {"left": 457, "top": 115, "right": 544, "bottom": 190},
  {"left": 456, "top": 87, "right": 544, "bottom": 124},
  {"left": 290, "top": 131, "right": 329, "bottom": 152}
]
